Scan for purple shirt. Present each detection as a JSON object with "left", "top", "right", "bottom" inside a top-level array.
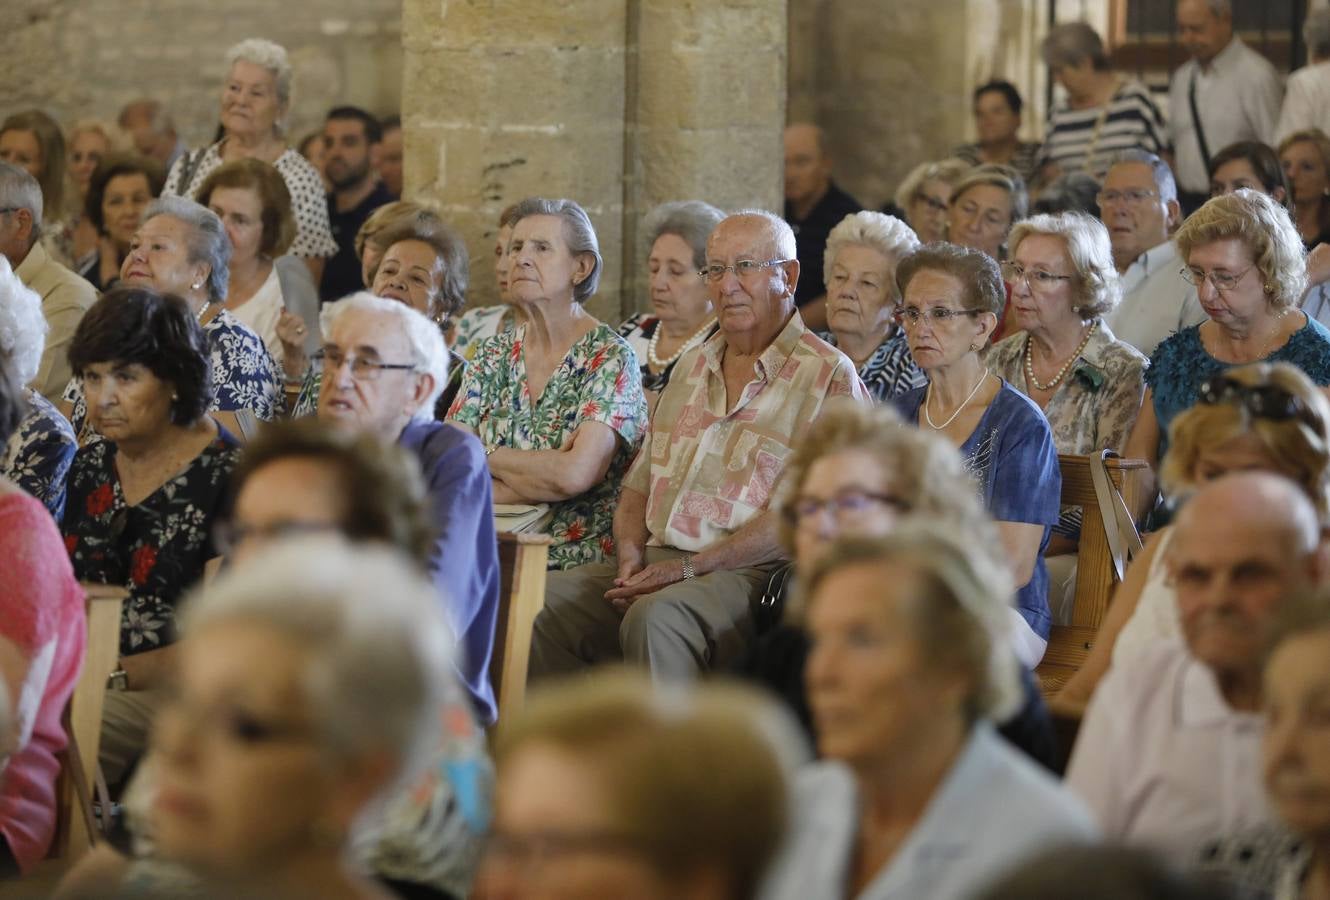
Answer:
[{"left": 399, "top": 419, "right": 500, "bottom": 725}]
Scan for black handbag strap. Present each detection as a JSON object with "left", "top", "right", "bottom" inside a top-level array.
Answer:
[{"left": 1188, "top": 68, "right": 1213, "bottom": 176}]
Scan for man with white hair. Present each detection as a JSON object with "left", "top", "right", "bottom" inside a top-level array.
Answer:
[
  {"left": 1068, "top": 472, "right": 1327, "bottom": 871},
  {"left": 530, "top": 210, "right": 870, "bottom": 681},
  {"left": 0, "top": 161, "right": 96, "bottom": 401},
  {"left": 0, "top": 257, "right": 75, "bottom": 519},
  {"left": 1168, "top": 0, "right": 1282, "bottom": 212},
  {"left": 316, "top": 292, "right": 499, "bottom": 723}
]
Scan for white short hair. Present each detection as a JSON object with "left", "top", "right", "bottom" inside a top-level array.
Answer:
[
  {"left": 725, "top": 209, "right": 797, "bottom": 260},
  {"left": 180, "top": 535, "right": 454, "bottom": 797},
  {"left": 225, "top": 38, "right": 294, "bottom": 121},
  {"left": 0, "top": 255, "right": 47, "bottom": 386},
  {"left": 823, "top": 212, "right": 920, "bottom": 295},
  {"left": 320, "top": 291, "right": 449, "bottom": 418}
]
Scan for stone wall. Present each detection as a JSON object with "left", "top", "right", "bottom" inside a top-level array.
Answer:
[
  {"left": 0, "top": 0, "right": 402, "bottom": 149},
  {"left": 402, "top": 0, "right": 788, "bottom": 321},
  {"left": 789, "top": 0, "right": 1055, "bottom": 210}
]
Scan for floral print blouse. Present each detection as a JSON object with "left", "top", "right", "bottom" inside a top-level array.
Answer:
[
  {"left": 2, "top": 389, "right": 77, "bottom": 520},
  {"left": 447, "top": 323, "right": 648, "bottom": 570},
  {"left": 63, "top": 310, "right": 284, "bottom": 439},
  {"left": 62, "top": 433, "right": 241, "bottom": 657}
]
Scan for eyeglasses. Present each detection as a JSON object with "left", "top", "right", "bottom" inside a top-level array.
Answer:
[
  {"left": 1002, "top": 261, "right": 1075, "bottom": 292},
  {"left": 313, "top": 347, "right": 418, "bottom": 380},
  {"left": 895, "top": 305, "right": 985, "bottom": 328},
  {"left": 1197, "top": 375, "right": 1315, "bottom": 424},
  {"left": 1096, "top": 189, "right": 1160, "bottom": 206},
  {"left": 214, "top": 519, "right": 343, "bottom": 557},
  {"left": 0, "top": 207, "right": 19, "bottom": 216},
  {"left": 782, "top": 489, "right": 910, "bottom": 526},
  {"left": 697, "top": 259, "right": 792, "bottom": 282},
  {"left": 1179, "top": 265, "right": 1254, "bottom": 293}
]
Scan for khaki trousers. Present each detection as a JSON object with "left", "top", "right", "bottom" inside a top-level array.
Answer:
[{"left": 530, "top": 547, "right": 778, "bottom": 682}]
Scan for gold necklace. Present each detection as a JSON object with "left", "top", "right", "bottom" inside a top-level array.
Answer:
[{"left": 1024, "top": 321, "right": 1097, "bottom": 392}]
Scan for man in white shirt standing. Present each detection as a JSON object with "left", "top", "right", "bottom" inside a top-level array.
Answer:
[
  {"left": 1067, "top": 473, "right": 1326, "bottom": 874},
  {"left": 1168, "top": 0, "right": 1282, "bottom": 213},
  {"left": 1099, "top": 152, "right": 1205, "bottom": 358}
]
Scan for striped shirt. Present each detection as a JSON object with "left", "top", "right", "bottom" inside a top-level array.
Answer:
[{"left": 1039, "top": 79, "right": 1169, "bottom": 181}]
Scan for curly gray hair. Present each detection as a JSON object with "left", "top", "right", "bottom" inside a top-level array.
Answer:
[
  {"left": 823, "top": 211, "right": 920, "bottom": 298},
  {"left": 143, "top": 196, "right": 232, "bottom": 304},
  {"left": 1008, "top": 211, "right": 1122, "bottom": 318},
  {"left": 0, "top": 255, "right": 46, "bottom": 385},
  {"left": 224, "top": 38, "right": 294, "bottom": 131}
]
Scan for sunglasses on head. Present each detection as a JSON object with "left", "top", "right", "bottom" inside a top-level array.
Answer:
[{"left": 1197, "top": 375, "right": 1311, "bottom": 423}]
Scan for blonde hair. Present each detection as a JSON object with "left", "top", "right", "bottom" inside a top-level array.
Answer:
[
  {"left": 495, "top": 671, "right": 799, "bottom": 900},
  {"left": 1161, "top": 362, "right": 1330, "bottom": 520},
  {"left": 1174, "top": 189, "right": 1308, "bottom": 307},
  {"left": 354, "top": 200, "right": 442, "bottom": 260},
  {"left": 950, "top": 163, "right": 1029, "bottom": 223},
  {"left": 822, "top": 211, "right": 919, "bottom": 297},
  {"left": 802, "top": 526, "right": 1023, "bottom": 723},
  {"left": 1008, "top": 211, "right": 1121, "bottom": 318},
  {"left": 893, "top": 158, "right": 973, "bottom": 215}
]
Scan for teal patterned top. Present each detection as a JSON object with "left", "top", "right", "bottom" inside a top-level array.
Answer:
[{"left": 447, "top": 323, "right": 648, "bottom": 570}]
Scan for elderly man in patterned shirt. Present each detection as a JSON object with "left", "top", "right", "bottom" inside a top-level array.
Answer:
[{"left": 529, "top": 210, "right": 870, "bottom": 680}]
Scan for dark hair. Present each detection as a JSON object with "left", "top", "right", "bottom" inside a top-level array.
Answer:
[
  {"left": 231, "top": 418, "right": 434, "bottom": 567},
  {"left": 1033, "top": 172, "right": 1102, "bottom": 218},
  {"left": 84, "top": 153, "right": 165, "bottom": 235},
  {"left": 194, "top": 157, "right": 297, "bottom": 257},
  {"left": 896, "top": 241, "right": 1006, "bottom": 316},
  {"left": 1209, "top": 141, "right": 1293, "bottom": 211},
  {"left": 371, "top": 218, "right": 471, "bottom": 320},
  {"left": 974, "top": 845, "right": 1235, "bottom": 900},
  {"left": 973, "top": 80, "right": 1023, "bottom": 116},
  {"left": 325, "top": 106, "right": 382, "bottom": 145},
  {"left": 0, "top": 352, "right": 25, "bottom": 448},
  {"left": 68, "top": 286, "right": 213, "bottom": 425},
  {"left": 381, "top": 114, "right": 401, "bottom": 133}
]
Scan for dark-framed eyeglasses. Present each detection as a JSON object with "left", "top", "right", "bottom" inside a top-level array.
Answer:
[
  {"left": 782, "top": 489, "right": 911, "bottom": 526},
  {"left": 1197, "top": 375, "right": 1313, "bottom": 424},
  {"left": 697, "top": 259, "right": 792, "bottom": 283},
  {"left": 312, "top": 347, "right": 418, "bottom": 380}
]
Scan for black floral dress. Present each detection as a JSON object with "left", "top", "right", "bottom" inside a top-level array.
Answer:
[{"left": 61, "top": 434, "right": 240, "bottom": 656}]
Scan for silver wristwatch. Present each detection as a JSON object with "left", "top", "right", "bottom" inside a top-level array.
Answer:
[
  {"left": 107, "top": 668, "right": 129, "bottom": 691},
  {"left": 681, "top": 555, "right": 696, "bottom": 580}
]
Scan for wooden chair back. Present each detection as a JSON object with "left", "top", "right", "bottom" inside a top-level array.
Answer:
[
  {"left": 45, "top": 592, "right": 122, "bottom": 861},
  {"left": 1035, "top": 454, "right": 1149, "bottom": 696},
  {"left": 491, "top": 533, "right": 551, "bottom": 718}
]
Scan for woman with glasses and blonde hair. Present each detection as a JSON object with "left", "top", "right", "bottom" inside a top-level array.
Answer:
[
  {"left": 1123, "top": 190, "right": 1330, "bottom": 505},
  {"left": 1055, "top": 361, "right": 1330, "bottom": 717},
  {"left": 987, "top": 212, "right": 1147, "bottom": 560},
  {"left": 892, "top": 158, "right": 972, "bottom": 245},
  {"left": 1278, "top": 129, "right": 1330, "bottom": 250},
  {"left": 890, "top": 243, "right": 1061, "bottom": 667}
]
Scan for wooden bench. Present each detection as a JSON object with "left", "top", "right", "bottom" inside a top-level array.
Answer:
[
  {"left": 490, "top": 532, "right": 551, "bottom": 718},
  {"left": 1036, "top": 454, "right": 1149, "bottom": 698}
]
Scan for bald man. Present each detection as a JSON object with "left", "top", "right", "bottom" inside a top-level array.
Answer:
[
  {"left": 1068, "top": 472, "right": 1326, "bottom": 872},
  {"left": 783, "top": 123, "right": 861, "bottom": 330}
]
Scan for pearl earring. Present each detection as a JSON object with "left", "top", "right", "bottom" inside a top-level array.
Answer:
[{"left": 192, "top": 282, "right": 202, "bottom": 290}]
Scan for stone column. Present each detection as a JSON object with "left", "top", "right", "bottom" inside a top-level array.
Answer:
[{"left": 402, "top": 0, "right": 787, "bottom": 322}]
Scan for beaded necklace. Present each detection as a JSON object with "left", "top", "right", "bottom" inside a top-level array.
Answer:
[
  {"left": 1024, "top": 321, "right": 1097, "bottom": 392},
  {"left": 647, "top": 316, "right": 716, "bottom": 369}
]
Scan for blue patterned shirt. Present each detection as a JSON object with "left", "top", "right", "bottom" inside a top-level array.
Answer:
[{"left": 2, "top": 390, "right": 76, "bottom": 519}]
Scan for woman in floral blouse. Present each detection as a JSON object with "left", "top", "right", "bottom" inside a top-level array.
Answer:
[
  {"left": 62, "top": 196, "right": 284, "bottom": 441},
  {"left": 986, "top": 211, "right": 1147, "bottom": 553},
  {"left": 448, "top": 197, "right": 648, "bottom": 570},
  {"left": 61, "top": 286, "right": 240, "bottom": 787}
]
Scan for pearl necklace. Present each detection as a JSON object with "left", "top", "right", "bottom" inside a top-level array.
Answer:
[
  {"left": 924, "top": 371, "right": 990, "bottom": 430},
  {"left": 1024, "top": 321, "right": 1097, "bottom": 392},
  {"left": 196, "top": 300, "right": 213, "bottom": 324},
  {"left": 647, "top": 316, "right": 715, "bottom": 369}
]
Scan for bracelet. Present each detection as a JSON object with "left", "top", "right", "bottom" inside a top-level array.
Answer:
[{"left": 681, "top": 555, "right": 696, "bottom": 580}]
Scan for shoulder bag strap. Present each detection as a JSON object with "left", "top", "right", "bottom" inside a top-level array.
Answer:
[
  {"left": 1090, "top": 449, "right": 1145, "bottom": 582},
  {"left": 1187, "top": 68, "right": 1213, "bottom": 175}
]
